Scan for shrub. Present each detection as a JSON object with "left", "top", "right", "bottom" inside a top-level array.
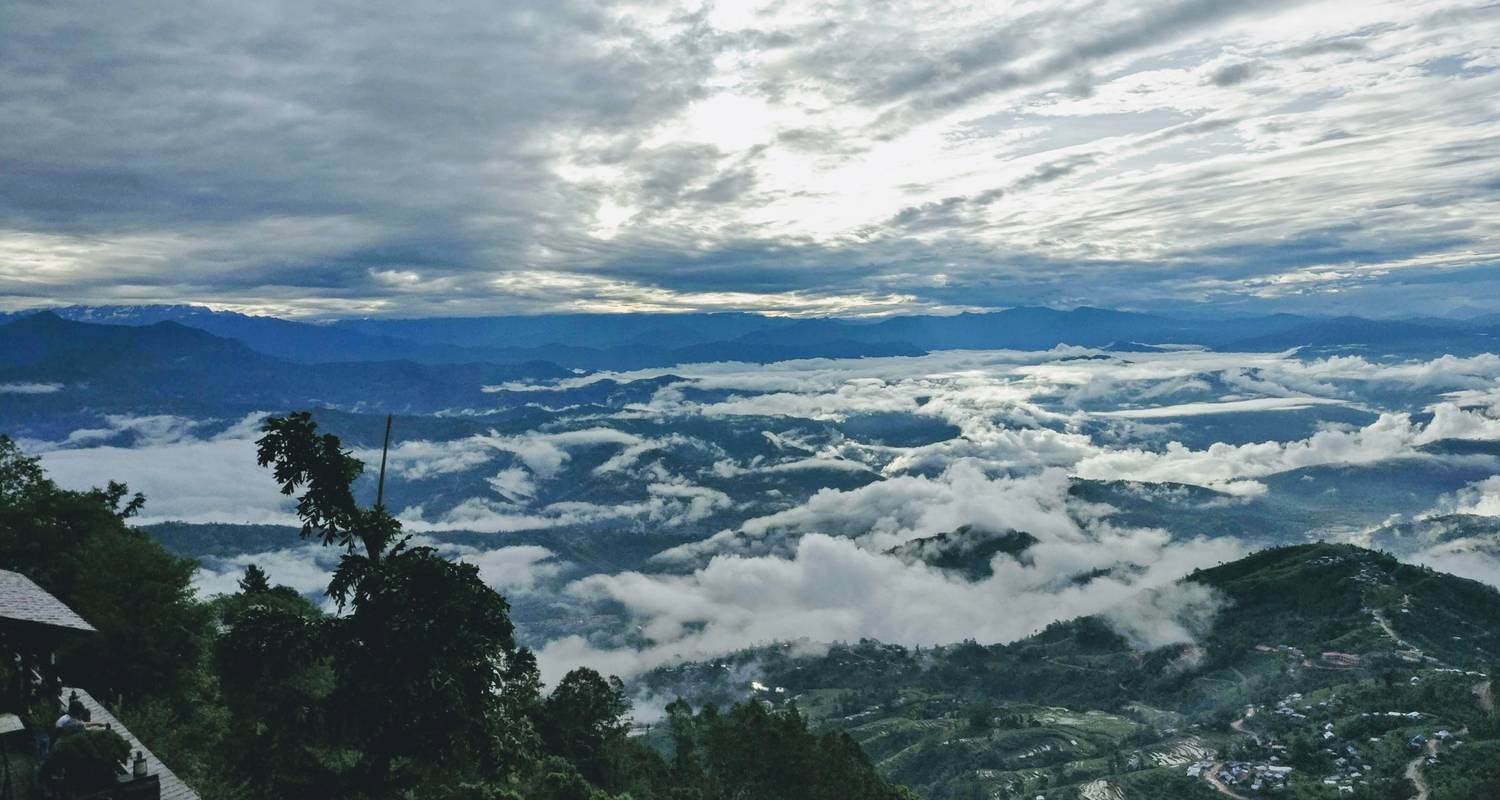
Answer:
[{"left": 43, "top": 728, "right": 131, "bottom": 794}]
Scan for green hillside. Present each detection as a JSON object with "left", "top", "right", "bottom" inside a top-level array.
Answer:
[{"left": 644, "top": 544, "right": 1500, "bottom": 799}]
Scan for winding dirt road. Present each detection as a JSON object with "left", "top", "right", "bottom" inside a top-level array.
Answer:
[
  {"left": 1202, "top": 763, "right": 1250, "bottom": 800},
  {"left": 1230, "top": 706, "right": 1260, "bottom": 745},
  {"left": 1404, "top": 739, "right": 1437, "bottom": 800}
]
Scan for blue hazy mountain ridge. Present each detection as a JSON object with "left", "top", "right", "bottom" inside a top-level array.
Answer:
[
  {"left": 1, "top": 306, "right": 923, "bottom": 367},
  {"left": 333, "top": 311, "right": 804, "bottom": 349},
  {"left": 329, "top": 306, "right": 1323, "bottom": 352},
  {"left": 11, "top": 304, "right": 1500, "bottom": 368},
  {"left": 331, "top": 305, "right": 1500, "bottom": 354},
  {"left": 0, "top": 313, "right": 574, "bottom": 435},
  {"left": 60, "top": 303, "right": 541, "bottom": 364},
  {"left": 1221, "top": 315, "right": 1494, "bottom": 354}
]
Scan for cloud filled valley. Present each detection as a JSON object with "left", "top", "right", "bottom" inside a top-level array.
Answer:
[{"left": 15, "top": 343, "right": 1500, "bottom": 684}]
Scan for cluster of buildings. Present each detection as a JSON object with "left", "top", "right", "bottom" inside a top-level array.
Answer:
[
  {"left": 1271, "top": 692, "right": 1308, "bottom": 720},
  {"left": 1254, "top": 642, "right": 1307, "bottom": 676},
  {"left": 1254, "top": 643, "right": 1305, "bottom": 659},
  {"left": 1320, "top": 651, "right": 1361, "bottom": 668},
  {"left": 1362, "top": 710, "right": 1424, "bottom": 722},
  {"left": 749, "top": 680, "right": 789, "bottom": 710},
  {"left": 1226, "top": 693, "right": 1403, "bottom": 795},
  {"left": 1255, "top": 642, "right": 1371, "bottom": 671},
  {"left": 1316, "top": 724, "right": 1370, "bottom": 794},
  {"left": 1432, "top": 667, "right": 1488, "bottom": 679},
  {"left": 1205, "top": 760, "right": 1293, "bottom": 793}
]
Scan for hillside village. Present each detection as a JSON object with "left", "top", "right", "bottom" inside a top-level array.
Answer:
[{"left": 641, "top": 545, "right": 1500, "bottom": 799}]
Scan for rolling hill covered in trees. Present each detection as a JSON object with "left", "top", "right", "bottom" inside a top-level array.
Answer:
[{"left": 639, "top": 544, "right": 1500, "bottom": 799}]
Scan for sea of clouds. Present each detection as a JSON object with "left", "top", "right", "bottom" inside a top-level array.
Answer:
[{"left": 30, "top": 348, "right": 1500, "bottom": 681}]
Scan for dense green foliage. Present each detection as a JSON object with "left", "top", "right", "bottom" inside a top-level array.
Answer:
[
  {"left": 663, "top": 699, "right": 909, "bottom": 800},
  {"left": 0, "top": 434, "right": 225, "bottom": 787},
  {"left": 1424, "top": 739, "right": 1500, "bottom": 799},
  {"left": 0, "top": 423, "right": 906, "bottom": 800},
  {"left": 42, "top": 729, "right": 133, "bottom": 793}
]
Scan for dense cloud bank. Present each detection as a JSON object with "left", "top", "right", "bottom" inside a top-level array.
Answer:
[
  {"left": 30, "top": 347, "right": 1500, "bottom": 679},
  {"left": 538, "top": 495, "right": 1243, "bottom": 680},
  {"left": 1385, "top": 475, "right": 1500, "bottom": 588},
  {"left": 1445, "top": 475, "right": 1500, "bottom": 517}
]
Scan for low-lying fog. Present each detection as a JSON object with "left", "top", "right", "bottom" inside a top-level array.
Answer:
[{"left": 26, "top": 347, "right": 1500, "bottom": 680}]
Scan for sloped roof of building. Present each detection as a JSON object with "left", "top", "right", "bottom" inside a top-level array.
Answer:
[
  {"left": 0, "top": 568, "right": 95, "bottom": 632},
  {"left": 65, "top": 687, "right": 201, "bottom": 800}
]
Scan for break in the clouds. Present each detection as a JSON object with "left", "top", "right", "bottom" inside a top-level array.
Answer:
[{"left": 4, "top": 0, "right": 1500, "bottom": 316}]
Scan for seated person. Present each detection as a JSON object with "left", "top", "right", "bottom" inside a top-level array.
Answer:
[{"left": 55, "top": 701, "right": 102, "bottom": 735}]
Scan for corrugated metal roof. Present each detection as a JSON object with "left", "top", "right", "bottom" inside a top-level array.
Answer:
[
  {"left": 0, "top": 568, "right": 95, "bottom": 632},
  {"left": 63, "top": 688, "right": 202, "bottom": 800}
]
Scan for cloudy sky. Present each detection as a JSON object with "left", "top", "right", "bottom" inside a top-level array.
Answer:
[{"left": 3, "top": 0, "right": 1499, "bottom": 317}]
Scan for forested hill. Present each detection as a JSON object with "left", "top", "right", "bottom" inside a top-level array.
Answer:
[{"left": 641, "top": 544, "right": 1500, "bottom": 799}]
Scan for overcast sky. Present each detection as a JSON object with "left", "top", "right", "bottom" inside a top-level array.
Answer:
[{"left": 3, "top": 0, "right": 1499, "bottom": 318}]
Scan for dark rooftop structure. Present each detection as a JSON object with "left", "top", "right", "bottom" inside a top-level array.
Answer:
[
  {"left": 0, "top": 569, "right": 95, "bottom": 633},
  {"left": 1, "top": 567, "right": 95, "bottom": 717},
  {"left": 0, "top": 569, "right": 199, "bottom": 800}
]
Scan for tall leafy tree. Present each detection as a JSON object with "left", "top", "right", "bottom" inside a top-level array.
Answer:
[
  {"left": 537, "top": 668, "right": 630, "bottom": 785},
  {"left": 219, "top": 413, "right": 544, "bottom": 798},
  {"left": 238, "top": 563, "right": 271, "bottom": 594}
]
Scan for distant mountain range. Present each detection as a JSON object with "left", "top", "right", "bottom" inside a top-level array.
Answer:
[
  {"left": 6, "top": 304, "right": 1500, "bottom": 369},
  {"left": 0, "top": 312, "right": 573, "bottom": 436},
  {"left": 4, "top": 304, "right": 1499, "bottom": 440},
  {"left": 0, "top": 306, "right": 923, "bottom": 368}
]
